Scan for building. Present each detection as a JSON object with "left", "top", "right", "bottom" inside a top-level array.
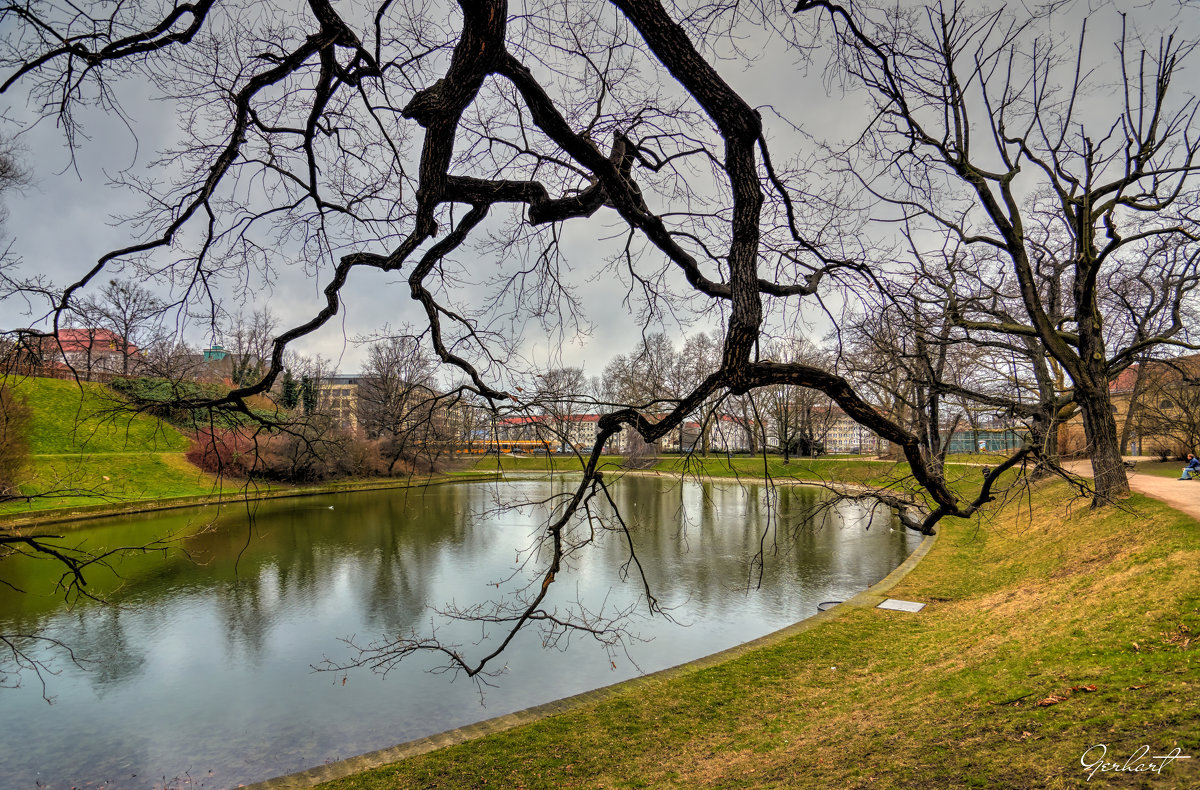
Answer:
[
  {"left": 317, "top": 374, "right": 362, "bottom": 432},
  {"left": 493, "top": 413, "right": 601, "bottom": 452},
  {"left": 706, "top": 414, "right": 753, "bottom": 452},
  {"left": 34, "top": 328, "right": 140, "bottom": 380},
  {"left": 819, "top": 410, "right": 883, "bottom": 454},
  {"left": 1104, "top": 354, "right": 1200, "bottom": 458}
]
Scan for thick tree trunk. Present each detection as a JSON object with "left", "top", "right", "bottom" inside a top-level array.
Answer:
[{"left": 1077, "top": 387, "right": 1130, "bottom": 502}]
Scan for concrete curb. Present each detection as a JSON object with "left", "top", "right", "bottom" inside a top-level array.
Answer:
[{"left": 241, "top": 530, "right": 937, "bottom": 790}]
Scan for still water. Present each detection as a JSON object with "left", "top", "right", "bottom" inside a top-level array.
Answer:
[{"left": 0, "top": 476, "right": 920, "bottom": 789}]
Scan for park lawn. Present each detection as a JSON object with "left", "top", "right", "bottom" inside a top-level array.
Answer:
[
  {"left": 1, "top": 375, "right": 226, "bottom": 515},
  {"left": 316, "top": 480, "right": 1199, "bottom": 790},
  {"left": 650, "top": 455, "right": 1014, "bottom": 506},
  {"left": 462, "top": 454, "right": 1013, "bottom": 510},
  {"left": 944, "top": 452, "right": 1013, "bottom": 464},
  {"left": 463, "top": 454, "right": 629, "bottom": 474},
  {"left": 466, "top": 453, "right": 901, "bottom": 482},
  {"left": 652, "top": 454, "right": 899, "bottom": 483},
  {"left": 1133, "top": 461, "right": 1195, "bottom": 480},
  {"left": 0, "top": 451, "right": 240, "bottom": 514}
]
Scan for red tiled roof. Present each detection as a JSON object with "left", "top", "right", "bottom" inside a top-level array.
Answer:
[
  {"left": 54, "top": 328, "right": 138, "bottom": 354},
  {"left": 498, "top": 415, "right": 547, "bottom": 425},
  {"left": 1109, "top": 365, "right": 1140, "bottom": 393},
  {"left": 499, "top": 413, "right": 602, "bottom": 425}
]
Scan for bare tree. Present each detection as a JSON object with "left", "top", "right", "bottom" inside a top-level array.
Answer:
[
  {"left": 137, "top": 332, "right": 203, "bottom": 383},
  {"left": 762, "top": 337, "right": 833, "bottom": 462},
  {"left": 1127, "top": 355, "right": 1200, "bottom": 457},
  {"left": 226, "top": 309, "right": 278, "bottom": 388},
  {"left": 80, "top": 279, "right": 164, "bottom": 375},
  {"left": 812, "top": 0, "right": 1200, "bottom": 501},
  {"left": 603, "top": 333, "right": 694, "bottom": 451},
  {"left": 0, "top": 0, "right": 1048, "bottom": 681},
  {"left": 529, "top": 366, "right": 588, "bottom": 452},
  {"left": 359, "top": 331, "right": 442, "bottom": 472},
  {"left": 0, "top": 133, "right": 27, "bottom": 276}
]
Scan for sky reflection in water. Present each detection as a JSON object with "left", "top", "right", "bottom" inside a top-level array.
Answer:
[{"left": 0, "top": 476, "right": 920, "bottom": 789}]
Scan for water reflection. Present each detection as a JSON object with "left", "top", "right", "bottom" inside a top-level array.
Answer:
[{"left": 0, "top": 477, "right": 919, "bottom": 789}]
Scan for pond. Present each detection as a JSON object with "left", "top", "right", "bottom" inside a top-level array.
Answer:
[{"left": 0, "top": 475, "right": 921, "bottom": 789}]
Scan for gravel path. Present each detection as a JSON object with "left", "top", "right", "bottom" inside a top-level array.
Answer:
[{"left": 1063, "top": 459, "right": 1200, "bottom": 522}]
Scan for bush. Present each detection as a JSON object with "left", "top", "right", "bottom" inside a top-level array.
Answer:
[
  {"left": 186, "top": 428, "right": 259, "bottom": 477},
  {"left": 0, "top": 383, "right": 32, "bottom": 498},
  {"left": 257, "top": 425, "right": 392, "bottom": 482},
  {"left": 340, "top": 435, "right": 391, "bottom": 477},
  {"left": 378, "top": 435, "right": 442, "bottom": 475},
  {"left": 109, "top": 376, "right": 207, "bottom": 423},
  {"left": 187, "top": 421, "right": 429, "bottom": 484}
]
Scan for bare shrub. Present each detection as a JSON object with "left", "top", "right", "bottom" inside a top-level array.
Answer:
[{"left": 186, "top": 428, "right": 257, "bottom": 478}]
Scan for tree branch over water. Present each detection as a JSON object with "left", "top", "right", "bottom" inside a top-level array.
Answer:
[{"left": 5, "top": 0, "right": 1192, "bottom": 680}]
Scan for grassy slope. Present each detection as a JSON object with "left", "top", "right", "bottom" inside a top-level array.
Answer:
[
  {"left": 319, "top": 482, "right": 1199, "bottom": 790},
  {"left": 11, "top": 375, "right": 191, "bottom": 453},
  {"left": 2, "top": 375, "right": 227, "bottom": 513}
]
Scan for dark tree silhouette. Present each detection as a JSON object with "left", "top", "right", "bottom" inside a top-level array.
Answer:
[
  {"left": 807, "top": 0, "right": 1200, "bottom": 501},
  {"left": 7, "top": 0, "right": 1163, "bottom": 681}
]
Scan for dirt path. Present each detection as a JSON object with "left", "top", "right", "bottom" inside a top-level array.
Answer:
[{"left": 1063, "top": 459, "right": 1200, "bottom": 522}]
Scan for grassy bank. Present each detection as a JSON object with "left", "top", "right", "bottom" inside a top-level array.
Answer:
[
  {"left": 1134, "top": 460, "right": 1198, "bottom": 480},
  {"left": 1, "top": 376, "right": 241, "bottom": 514},
  {"left": 2, "top": 376, "right": 242, "bottom": 512},
  {"left": 314, "top": 480, "right": 1199, "bottom": 790}
]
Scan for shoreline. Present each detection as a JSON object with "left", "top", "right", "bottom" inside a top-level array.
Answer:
[
  {"left": 2, "top": 462, "right": 916, "bottom": 532},
  {"left": 0, "top": 471, "right": 505, "bottom": 530},
  {"left": 240, "top": 531, "right": 937, "bottom": 790}
]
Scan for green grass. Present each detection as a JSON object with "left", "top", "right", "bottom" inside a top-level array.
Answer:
[
  {"left": 5, "top": 375, "right": 190, "bottom": 454},
  {"left": 652, "top": 453, "right": 897, "bottom": 482},
  {"left": 944, "top": 452, "right": 1013, "bottom": 464},
  {"left": 464, "top": 453, "right": 629, "bottom": 474},
  {"left": 7, "top": 451, "right": 235, "bottom": 513},
  {"left": 315, "top": 481, "right": 1200, "bottom": 790},
  {"left": 2, "top": 375, "right": 220, "bottom": 514},
  {"left": 1134, "top": 460, "right": 1196, "bottom": 480},
  {"left": 467, "top": 453, "right": 1009, "bottom": 509}
]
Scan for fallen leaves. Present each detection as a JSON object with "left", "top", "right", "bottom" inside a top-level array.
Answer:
[
  {"left": 989, "top": 691, "right": 1035, "bottom": 706},
  {"left": 990, "top": 683, "right": 1100, "bottom": 707},
  {"left": 1035, "top": 693, "right": 1069, "bottom": 707},
  {"left": 1161, "top": 623, "right": 1193, "bottom": 650},
  {"left": 1035, "top": 684, "right": 1098, "bottom": 706}
]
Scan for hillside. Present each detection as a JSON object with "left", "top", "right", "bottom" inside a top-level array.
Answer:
[
  {"left": 10, "top": 375, "right": 191, "bottom": 454},
  {"left": 1, "top": 375, "right": 223, "bottom": 513}
]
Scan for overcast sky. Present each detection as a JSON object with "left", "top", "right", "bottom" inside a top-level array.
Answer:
[{"left": 1, "top": 0, "right": 1195, "bottom": 383}]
